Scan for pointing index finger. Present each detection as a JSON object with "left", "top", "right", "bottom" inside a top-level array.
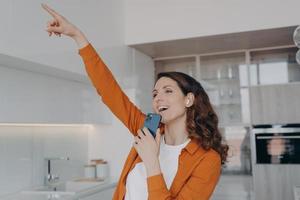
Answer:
[{"left": 41, "top": 4, "right": 61, "bottom": 19}]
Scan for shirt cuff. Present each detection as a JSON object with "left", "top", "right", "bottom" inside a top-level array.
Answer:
[
  {"left": 78, "top": 43, "right": 98, "bottom": 61},
  {"left": 147, "top": 173, "right": 168, "bottom": 192}
]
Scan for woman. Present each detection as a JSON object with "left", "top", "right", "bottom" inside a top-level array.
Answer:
[{"left": 42, "top": 4, "right": 228, "bottom": 200}]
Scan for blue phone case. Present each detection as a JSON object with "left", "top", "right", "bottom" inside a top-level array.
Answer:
[{"left": 143, "top": 113, "right": 161, "bottom": 137}]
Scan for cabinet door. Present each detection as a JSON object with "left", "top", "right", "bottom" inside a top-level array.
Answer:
[
  {"left": 250, "top": 83, "right": 300, "bottom": 124},
  {"left": 0, "top": 65, "right": 111, "bottom": 124},
  {"left": 82, "top": 86, "right": 112, "bottom": 124},
  {"left": 0, "top": 66, "right": 81, "bottom": 123},
  {"left": 253, "top": 165, "right": 300, "bottom": 200}
]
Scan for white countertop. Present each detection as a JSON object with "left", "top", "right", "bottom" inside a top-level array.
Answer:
[
  {"left": 1, "top": 179, "right": 117, "bottom": 200},
  {"left": 1, "top": 193, "right": 74, "bottom": 200}
]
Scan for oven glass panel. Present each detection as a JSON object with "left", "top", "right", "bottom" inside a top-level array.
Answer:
[{"left": 256, "top": 132, "right": 300, "bottom": 164}]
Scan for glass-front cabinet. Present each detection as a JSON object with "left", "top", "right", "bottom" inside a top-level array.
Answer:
[
  {"left": 155, "top": 52, "right": 250, "bottom": 127},
  {"left": 249, "top": 47, "right": 300, "bottom": 85},
  {"left": 199, "top": 53, "right": 246, "bottom": 127},
  {"left": 155, "top": 47, "right": 300, "bottom": 126}
]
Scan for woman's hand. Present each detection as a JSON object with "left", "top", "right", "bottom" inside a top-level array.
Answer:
[
  {"left": 41, "top": 4, "right": 89, "bottom": 48},
  {"left": 133, "top": 128, "right": 162, "bottom": 177}
]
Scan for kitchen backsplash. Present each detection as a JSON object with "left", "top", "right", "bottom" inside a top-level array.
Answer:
[{"left": 0, "top": 125, "right": 89, "bottom": 197}]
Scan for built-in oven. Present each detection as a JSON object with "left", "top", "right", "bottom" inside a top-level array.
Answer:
[{"left": 253, "top": 124, "right": 300, "bottom": 164}]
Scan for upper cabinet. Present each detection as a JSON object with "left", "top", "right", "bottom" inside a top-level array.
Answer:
[
  {"left": 249, "top": 48, "right": 300, "bottom": 86},
  {"left": 248, "top": 48, "right": 300, "bottom": 124},
  {"left": 155, "top": 53, "right": 249, "bottom": 127},
  {"left": 250, "top": 83, "right": 300, "bottom": 124},
  {"left": 155, "top": 46, "right": 300, "bottom": 126},
  {"left": 0, "top": 54, "right": 112, "bottom": 124},
  {"left": 155, "top": 57, "right": 196, "bottom": 76},
  {"left": 198, "top": 53, "right": 246, "bottom": 126}
]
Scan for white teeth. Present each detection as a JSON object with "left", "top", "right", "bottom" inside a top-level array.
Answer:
[{"left": 158, "top": 106, "right": 168, "bottom": 112}]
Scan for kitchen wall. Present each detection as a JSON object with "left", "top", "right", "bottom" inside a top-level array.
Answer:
[
  {"left": 125, "top": 0, "right": 300, "bottom": 44},
  {"left": 0, "top": 125, "right": 89, "bottom": 197}
]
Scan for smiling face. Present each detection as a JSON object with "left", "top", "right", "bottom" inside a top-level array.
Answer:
[{"left": 152, "top": 77, "right": 189, "bottom": 124}]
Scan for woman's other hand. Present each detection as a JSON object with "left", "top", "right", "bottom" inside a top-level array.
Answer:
[
  {"left": 41, "top": 4, "right": 89, "bottom": 48},
  {"left": 133, "top": 128, "right": 162, "bottom": 177}
]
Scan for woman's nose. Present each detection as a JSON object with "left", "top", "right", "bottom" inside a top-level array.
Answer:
[
  {"left": 156, "top": 96, "right": 167, "bottom": 106},
  {"left": 154, "top": 93, "right": 163, "bottom": 103}
]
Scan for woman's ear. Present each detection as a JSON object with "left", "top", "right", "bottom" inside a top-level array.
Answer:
[{"left": 186, "top": 93, "right": 195, "bottom": 107}]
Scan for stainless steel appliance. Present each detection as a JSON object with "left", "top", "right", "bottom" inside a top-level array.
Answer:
[{"left": 252, "top": 124, "right": 300, "bottom": 200}]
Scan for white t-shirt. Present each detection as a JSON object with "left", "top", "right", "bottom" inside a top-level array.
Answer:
[{"left": 124, "top": 136, "right": 191, "bottom": 200}]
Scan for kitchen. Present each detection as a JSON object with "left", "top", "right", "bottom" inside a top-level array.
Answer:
[{"left": 1, "top": 0, "right": 300, "bottom": 200}]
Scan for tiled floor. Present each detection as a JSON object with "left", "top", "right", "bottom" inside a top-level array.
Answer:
[{"left": 211, "top": 175, "right": 254, "bottom": 200}]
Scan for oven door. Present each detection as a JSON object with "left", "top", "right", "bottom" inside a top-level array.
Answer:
[{"left": 254, "top": 127, "right": 300, "bottom": 164}]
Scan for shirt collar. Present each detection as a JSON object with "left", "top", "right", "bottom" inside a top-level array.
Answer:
[
  {"left": 161, "top": 126, "right": 202, "bottom": 155},
  {"left": 184, "top": 138, "right": 201, "bottom": 155}
]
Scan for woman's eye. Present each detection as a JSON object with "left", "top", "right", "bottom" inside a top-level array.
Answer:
[
  {"left": 166, "top": 90, "right": 173, "bottom": 93},
  {"left": 152, "top": 93, "right": 157, "bottom": 98}
]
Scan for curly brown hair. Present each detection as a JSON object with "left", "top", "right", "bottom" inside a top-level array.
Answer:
[{"left": 156, "top": 72, "right": 228, "bottom": 164}]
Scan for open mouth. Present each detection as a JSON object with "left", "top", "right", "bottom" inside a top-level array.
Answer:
[{"left": 158, "top": 106, "right": 168, "bottom": 112}]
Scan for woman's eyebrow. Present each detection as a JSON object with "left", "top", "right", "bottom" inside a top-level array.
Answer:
[
  {"left": 163, "top": 85, "right": 173, "bottom": 90},
  {"left": 152, "top": 85, "right": 173, "bottom": 93}
]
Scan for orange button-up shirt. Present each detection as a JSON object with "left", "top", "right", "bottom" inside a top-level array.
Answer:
[{"left": 79, "top": 44, "right": 221, "bottom": 200}]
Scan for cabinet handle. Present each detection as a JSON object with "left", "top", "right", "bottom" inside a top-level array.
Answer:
[{"left": 256, "top": 136, "right": 300, "bottom": 139}]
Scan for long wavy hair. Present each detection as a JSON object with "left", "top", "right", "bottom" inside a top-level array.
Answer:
[{"left": 156, "top": 71, "right": 228, "bottom": 164}]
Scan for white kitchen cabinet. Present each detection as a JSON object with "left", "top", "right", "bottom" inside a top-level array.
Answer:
[
  {"left": 250, "top": 83, "right": 300, "bottom": 124},
  {"left": 0, "top": 54, "right": 112, "bottom": 124},
  {"left": 81, "top": 86, "right": 112, "bottom": 124},
  {"left": 253, "top": 165, "right": 300, "bottom": 200}
]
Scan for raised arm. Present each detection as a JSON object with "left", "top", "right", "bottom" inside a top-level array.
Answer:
[{"left": 42, "top": 4, "right": 145, "bottom": 134}]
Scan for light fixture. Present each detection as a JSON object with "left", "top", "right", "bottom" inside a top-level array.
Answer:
[
  {"left": 296, "top": 50, "right": 300, "bottom": 65},
  {"left": 293, "top": 26, "right": 300, "bottom": 47},
  {"left": 293, "top": 26, "right": 300, "bottom": 64}
]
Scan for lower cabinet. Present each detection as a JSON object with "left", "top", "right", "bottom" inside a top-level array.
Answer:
[{"left": 253, "top": 165, "right": 300, "bottom": 200}]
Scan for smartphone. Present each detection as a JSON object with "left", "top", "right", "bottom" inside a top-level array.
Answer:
[{"left": 143, "top": 113, "right": 161, "bottom": 138}]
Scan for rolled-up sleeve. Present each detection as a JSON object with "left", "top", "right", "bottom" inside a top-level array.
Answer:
[{"left": 79, "top": 44, "right": 145, "bottom": 134}]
